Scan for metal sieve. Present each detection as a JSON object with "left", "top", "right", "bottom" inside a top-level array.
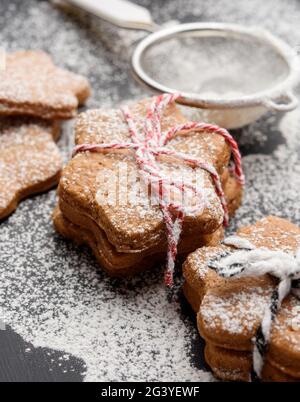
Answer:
[{"left": 63, "top": 0, "right": 300, "bottom": 128}]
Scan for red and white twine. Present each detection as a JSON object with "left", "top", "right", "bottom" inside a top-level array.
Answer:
[{"left": 73, "top": 93, "right": 244, "bottom": 287}]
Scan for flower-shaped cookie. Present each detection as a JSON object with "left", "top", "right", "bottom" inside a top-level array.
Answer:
[{"left": 183, "top": 216, "right": 300, "bottom": 381}]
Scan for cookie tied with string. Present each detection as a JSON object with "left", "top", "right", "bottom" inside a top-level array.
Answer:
[
  {"left": 0, "top": 117, "right": 62, "bottom": 219},
  {"left": 53, "top": 167, "right": 241, "bottom": 276},
  {"left": 183, "top": 216, "right": 300, "bottom": 381},
  {"left": 0, "top": 51, "right": 91, "bottom": 119},
  {"left": 55, "top": 94, "right": 244, "bottom": 283}
]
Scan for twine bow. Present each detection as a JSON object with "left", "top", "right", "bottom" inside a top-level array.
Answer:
[
  {"left": 73, "top": 94, "right": 244, "bottom": 287},
  {"left": 209, "top": 235, "right": 300, "bottom": 381}
]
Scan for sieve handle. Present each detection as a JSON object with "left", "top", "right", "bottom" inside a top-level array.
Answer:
[
  {"left": 63, "top": 0, "right": 157, "bottom": 31},
  {"left": 263, "top": 91, "right": 299, "bottom": 112}
]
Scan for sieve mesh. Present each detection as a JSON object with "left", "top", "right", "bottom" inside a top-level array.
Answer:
[{"left": 140, "top": 30, "right": 289, "bottom": 99}]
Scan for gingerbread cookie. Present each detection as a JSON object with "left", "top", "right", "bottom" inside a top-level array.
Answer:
[
  {"left": 183, "top": 216, "right": 300, "bottom": 381},
  {"left": 55, "top": 94, "right": 244, "bottom": 284},
  {"left": 53, "top": 168, "right": 241, "bottom": 276},
  {"left": 0, "top": 117, "right": 62, "bottom": 219},
  {"left": 0, "top": 50, "right": 91, "bottom": 119},
  {"left": 53, "top": 206, "right": 225, "bottom": 277}
]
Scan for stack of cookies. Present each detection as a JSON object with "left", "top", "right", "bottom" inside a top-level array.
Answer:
[
  {"left": 183, "top": 216, "right": 300, "bottom": 381},
  {"left": 0, "top": 50, "right": 91, "bottom": 219},
  {"left": 53, "top": 95, "right": 243, "bottom": 278}
]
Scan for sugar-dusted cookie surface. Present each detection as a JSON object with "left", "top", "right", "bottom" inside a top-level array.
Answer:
[
  {"left": 0, "top": 117, "right": 62, "bottom": 219},
  {"left": 54, "top": 167, "right": 241, "bottom": 276},
  {"left": 183, "top": 216, "right": 300, "bottom": 381},
  {"left": 0, "top": 50, "right": 91, "bottom": 119},
  {"left": 58, "top": 97, "right": 238, "bottom": 254},
  {"left": 183, "top": 216, "right": 300, "bottom": 312}
]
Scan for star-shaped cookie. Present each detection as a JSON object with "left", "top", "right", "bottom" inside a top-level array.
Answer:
[
  {"left": 54, "top": 97, "right": 243, "bottom": 276},
  {"left": 0, "top": 116, "right": 62, "bottom": 219},
  {"left": 0, "top": 50, "right": 91, "bottom": 119}
]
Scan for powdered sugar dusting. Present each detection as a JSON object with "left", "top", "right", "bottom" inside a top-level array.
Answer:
[
  {"left": 200, "top": 287, "right": 273, "bottom": 335},
  {"left": 0, "top": 118, "right": 62, "bottom": 214},
  {"left": 0, "top": 0, "right": 300, "bottom": 382},
  {"left": 0, "top": 191, "right": 213, "bottom": 381}
]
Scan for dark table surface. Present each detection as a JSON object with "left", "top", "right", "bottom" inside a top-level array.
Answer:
[{"left": 0, "top": 0, "right": 300, "bottom": 382}]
